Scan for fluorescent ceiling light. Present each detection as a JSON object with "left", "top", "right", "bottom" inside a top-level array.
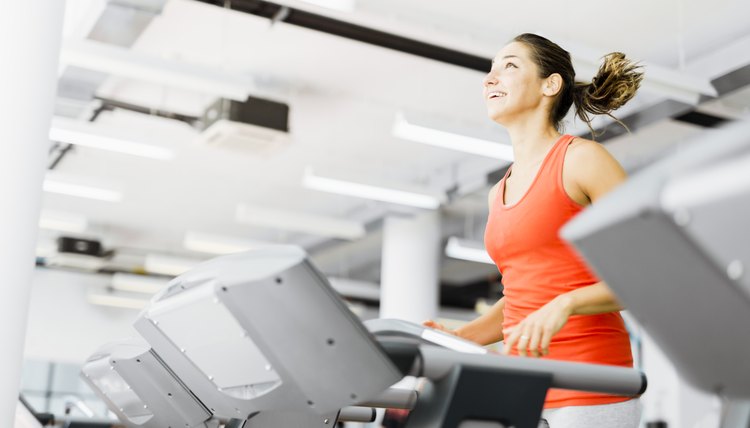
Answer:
[
  {"left": 302, "top": 168, "right": 446, "bottom": 210},
  {"left": 111, "top": 273, "right": 169, "bottom": 294},
  {"left": 144, "top": 254, "right": 202, "bottom": 276},
  {"left": 299, "top": 0, "right": 355, "bottom": 12},
  {"left": 183, "top": 231, "right": 269, "bottom": 255},
  {"left": 59, "top": 39, "right": 255, "bottom": 101},
  {"left": 43, "top": 176, "right": 122, "bottom": 203},
  {"left": 38, "top": 210, "right": 88, "bottom": 233},
  {"left": 235, "top": 204, "right": 367, "bottom": 239},
  {"left": 445, "top": 236, "right": 494, "bottom": 265},
  {"left": 393, "top": 112, "right": 514, "bottom": 161},
  {"left": 87, "top": 292, "right": 150, "bottom": 310},
  {"left": 50, "top": 117, "right": 175, "bottom": 160}
]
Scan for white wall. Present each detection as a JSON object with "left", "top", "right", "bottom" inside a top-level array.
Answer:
[{"left": 24, "top": 268, "right": 140, "bottom": 364}]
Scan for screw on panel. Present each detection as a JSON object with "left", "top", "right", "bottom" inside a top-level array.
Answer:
[
  {"left": 350, "top": 393, "right": 357, "bottom": 400},
  {"left": 167, "top": 393, "right": 172, "bottom": 397},
  {"left": 221, "top": 286, "right": 228, "bottom": 292},
  {"left": 275, "top": 277, "right": 283, "bottom": 284},
  {"left": 728, "top": 260, "right": 744, "bottom": 280},
  {"left": 136, "top": 359, "right": 141, "bottom": 363},
  {"left": 324, "top": 418, "right": 330, "bottom": 424},
  {"left": 265, "top": 364, "right": 272, "bottom": 371},
  {"left": 307, "top": 400, "right": 314, "bottom": 407},
  {"left": 326, "top": 338, "right": 335, "bottom": 346}
]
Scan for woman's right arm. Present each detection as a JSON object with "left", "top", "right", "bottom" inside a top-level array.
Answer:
[
  {"left": 456, "top": 297, "right": 506, "bottom": 345},
  {"left": 423, "top": 298, "right": 505, "bottom": 346}
]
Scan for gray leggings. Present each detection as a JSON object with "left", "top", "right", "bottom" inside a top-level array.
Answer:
[{"left": 538, "top": 399, "right": 642, "bottom": 428}]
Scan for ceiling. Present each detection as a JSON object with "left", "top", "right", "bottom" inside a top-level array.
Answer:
[{"left": 41, "top": 0, "right": 750, "bottom": 287}]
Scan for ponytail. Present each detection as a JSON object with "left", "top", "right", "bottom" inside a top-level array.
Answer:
[{"left": 572, "top": 52, "right": 643, "bottom": 137}]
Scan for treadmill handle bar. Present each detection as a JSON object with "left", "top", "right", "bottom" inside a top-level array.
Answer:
[{"left": 415, "top": 345, "right": 647, "bottom": 397}]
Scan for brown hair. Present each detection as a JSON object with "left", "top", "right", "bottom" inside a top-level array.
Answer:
[{"left": 513, "top": 33, "right": 643, "bottom": 138}]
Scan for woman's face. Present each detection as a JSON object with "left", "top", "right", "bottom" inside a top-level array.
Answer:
[{"left": 483, "top": 42, "right": 547, "bottom": 125}]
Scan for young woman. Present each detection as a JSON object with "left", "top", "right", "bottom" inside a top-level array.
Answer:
[{"left": 424, "top": 33, "right": 643, "bottom": 428}]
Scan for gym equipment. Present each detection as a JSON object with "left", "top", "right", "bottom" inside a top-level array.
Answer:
[
  {"left": 81, "top": 338, "right": 216, "bottom": 428},
  {"left": 81, "top": 246, "right": 645, "bottom": 428},
  {"left": 562, "top": 120, "right": 750, "bottom": 427},
  {"left": 132, "top": 247, "right": 399, "bottom": 426}
]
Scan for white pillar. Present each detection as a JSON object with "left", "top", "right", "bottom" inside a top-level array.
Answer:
[
  {"left": 0, "top": 1, "right": 65, "bottom": 425},
  {"left": 379, "top": 211, "right": 441, "bottom": 323}
]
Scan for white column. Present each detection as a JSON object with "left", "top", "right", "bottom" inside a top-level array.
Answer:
[
  {"left": 0, "top": 1, "right": 66, "bottom": 425},
  {"left": 379, "top": 211, "right": 441, "bottom": 323}
]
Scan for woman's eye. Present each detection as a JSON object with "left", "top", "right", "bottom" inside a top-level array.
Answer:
[{"left": 505, "top": 62, "right": 517, "bottom": 69}]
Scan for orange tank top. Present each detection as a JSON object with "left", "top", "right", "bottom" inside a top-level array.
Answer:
[{"left": 484, "top": 134, "right": 633, "bottom": 409}]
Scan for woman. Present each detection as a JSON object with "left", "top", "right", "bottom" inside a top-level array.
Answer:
[{"left": 424, "top": 33, "right": 643, "bottom": 428}]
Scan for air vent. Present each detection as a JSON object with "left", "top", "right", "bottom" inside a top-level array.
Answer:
[{"left": 197, "top": 96, "right": 291, "bottom": 155}]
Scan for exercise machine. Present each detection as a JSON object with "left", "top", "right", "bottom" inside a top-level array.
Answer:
[
  {"left": 83, "top": 246, "right": 646, "bottom": 428},
  {"left": 563, "top": 120, "right": 750, "bottom": 427}
]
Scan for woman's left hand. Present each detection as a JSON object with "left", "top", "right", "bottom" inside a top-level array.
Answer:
[{"left": 502, "top": 296, "right": 573, "bottom": 357}]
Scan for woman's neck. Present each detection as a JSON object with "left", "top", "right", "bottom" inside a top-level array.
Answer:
[{"left": 505, "top": 115, "right": 561, "bottom": 168}]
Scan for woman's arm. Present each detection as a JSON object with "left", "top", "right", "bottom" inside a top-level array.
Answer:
[
  {"left": 424, "top": 297, "right": 505, "bottom": 346},
  {"left": 556, "top": 281, "right": 622, "bottom": 315},
  {"left": 501, "top": 281, "right": 624, "bottom": 357}
]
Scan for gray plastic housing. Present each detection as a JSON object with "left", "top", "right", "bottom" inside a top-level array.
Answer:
[
  {"left": 562, "top": 121, "right": 750, "bottom": 398},
  {"left": 81, "top": 339, "right": 212, "bottom": 428},
  {"left": 134, "top": 246, "right": 402, "bottom": 420}
]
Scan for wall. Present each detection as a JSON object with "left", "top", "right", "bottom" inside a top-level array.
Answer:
[{"left": 24, "top": 267, "right": 140, "bottom": 364}]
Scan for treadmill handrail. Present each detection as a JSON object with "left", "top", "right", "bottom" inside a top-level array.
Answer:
[{"left": 415, "top": 345, "right": 646, "bottom": 397}]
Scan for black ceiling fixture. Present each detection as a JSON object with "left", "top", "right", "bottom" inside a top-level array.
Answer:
[
  {"left": 194, "top": 0, "right": 491, "bottom": 72},
  {"left": 673, "top": 111, "right": 731, "bottom": 128}
]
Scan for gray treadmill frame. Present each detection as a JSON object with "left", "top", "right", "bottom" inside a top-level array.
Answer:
[
  {"left": 562, "top": 121, "right": 750, "bottom": 398},
  {"left": 134, "top": 246, "right": 403, "bottom": 422},
  {"left": 81, "top": 339, "right": 214, "bottom": 428}
]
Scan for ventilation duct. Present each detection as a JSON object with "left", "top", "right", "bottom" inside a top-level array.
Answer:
[{"left": 197, "top": 95, "right": 291, "bottom": 155}]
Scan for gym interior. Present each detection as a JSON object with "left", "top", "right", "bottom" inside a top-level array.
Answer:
[{"left": 3, "top": 1, "right": 750, "bottom": 428}]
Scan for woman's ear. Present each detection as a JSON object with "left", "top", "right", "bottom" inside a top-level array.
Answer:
[{"left": 543, "top": 73, "right": 563, "bottom": 97}]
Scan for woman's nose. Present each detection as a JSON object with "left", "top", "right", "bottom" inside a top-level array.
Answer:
[{"left": 483, "top": 72, "right": 498, "bottom": 88}]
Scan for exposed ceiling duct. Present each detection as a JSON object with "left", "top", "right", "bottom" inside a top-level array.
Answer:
[{"left": 197, "top": 95, "right": 291, "bottom": 155}]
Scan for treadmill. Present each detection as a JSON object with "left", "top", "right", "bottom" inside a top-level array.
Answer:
[
  {"left": 83, "top": 246, "right": 645, "bottom": 428},
  {"left": 563, "top": 120, "right": 750, "bottom": 427}
]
